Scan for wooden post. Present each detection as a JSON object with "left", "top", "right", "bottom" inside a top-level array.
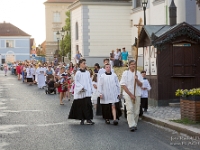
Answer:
[{"left": 132, "top": 18, "right": 143, "bottom": 103}]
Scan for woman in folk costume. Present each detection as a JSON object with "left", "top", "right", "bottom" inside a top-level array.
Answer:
[
  {"left": 56, "top": 67, "right": 67, "bottom": 105},
  {"left": 16, "top": 63, "right": 21, "bottom": 80},
  {"left": 36, "top": 64, "right": 46, "bottom": 89},
  {"left": 120, "top": 60, "right": 143, "bottom": 132},
  {"left": 98, "top": 64, "right": 122, "bottom": 125},
  {"left": 140, "top": 70, "right": 151, "bottom": 112},
  {"left": 68, "top": 59, "right": 94, "bottom": 125}
]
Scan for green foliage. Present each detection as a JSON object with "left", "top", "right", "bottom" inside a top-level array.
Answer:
[
  {"left": 175, "top": 88, "right": 200, "bottom": 97},
  {"left": 171, "top": 118, "right": 200, "bottom": 125},
  {"left": 59, "top": 11, "right": 71, "bottom": 60}
]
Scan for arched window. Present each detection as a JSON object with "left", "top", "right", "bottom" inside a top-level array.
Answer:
[{"left": 75, "top": 22, "right": 79, "bottom": 40}]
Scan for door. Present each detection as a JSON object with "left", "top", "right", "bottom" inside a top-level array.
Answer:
[{"left": 173, "top": 46, "right": 194, "bottom": 77}]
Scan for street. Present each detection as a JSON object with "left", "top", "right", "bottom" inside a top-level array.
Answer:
[{"left": 0, "top": 71, "right": 200, "bottom": 150}]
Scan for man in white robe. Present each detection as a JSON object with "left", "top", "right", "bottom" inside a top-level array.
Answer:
[
  {"left": 68, "top": 59, "right": 94, "bottom": 125},
  {"left": 98, "top": 64, "right": 121, "bottom": 125},
  {"left": 36, "top": 64, "right": 46, "bottom": 89},
  {"left": 120, "top": 60, "right": 143, "bottom": 132}
]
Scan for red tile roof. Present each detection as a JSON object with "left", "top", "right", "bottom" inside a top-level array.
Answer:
[
  {"left": 0, "top": 22, "right": 30, "bottom": 36},
  {"left": 45, "top": 0, "right": 75, "bottom": 3}
]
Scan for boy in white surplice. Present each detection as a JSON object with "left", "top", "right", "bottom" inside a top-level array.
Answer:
[{"left": 98, "top": 64, "right": 122, "bottom": 125}]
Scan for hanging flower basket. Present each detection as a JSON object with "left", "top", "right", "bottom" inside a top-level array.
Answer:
[{"left": 175, "top": 88, "right": 200, "bottom": 122}]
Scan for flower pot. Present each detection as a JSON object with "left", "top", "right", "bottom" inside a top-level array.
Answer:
[{"left": 180, "top": 96, "right": 200, "bottom": 122}]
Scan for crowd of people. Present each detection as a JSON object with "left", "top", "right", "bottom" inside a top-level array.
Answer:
[
  {"left": 2, "top": 55, "right": 151, "bottom": 132},
  {"left": 109, "top": 47, "right": 129, "bottom": 67}
]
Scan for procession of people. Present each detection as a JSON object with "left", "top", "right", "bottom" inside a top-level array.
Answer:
[{"left": 4, "top": 54, "right": 151, "bottom": 132}]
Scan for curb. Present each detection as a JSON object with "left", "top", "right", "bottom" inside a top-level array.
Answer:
[{"left": 142, "top": 114, "right": 200, "bottom": 137}]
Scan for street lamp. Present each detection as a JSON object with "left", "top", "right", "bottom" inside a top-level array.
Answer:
[
  {"left": 60, "top": 27, "right": 66, "bottom": 63},
  {"left": 141, "top": 0, "right": 148, "bottom": 25},
  {"left": 56, "top": 31, "right": 60, "bottom": 51}
]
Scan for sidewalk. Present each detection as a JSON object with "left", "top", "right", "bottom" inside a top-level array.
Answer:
[{"left": 142, "top": 106, "right": 200, "bottom": 136}]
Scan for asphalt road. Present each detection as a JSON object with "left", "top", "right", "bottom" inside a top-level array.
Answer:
[{"left": 0, "top": 71, "right": 200, "bottom": 150}]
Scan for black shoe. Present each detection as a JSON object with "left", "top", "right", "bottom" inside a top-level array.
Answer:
[
  {"left": 86, "top": 120, "right": 95, "bottom": 125},
  {"left": 130, "top": 127, "right": 135, "bottom": 132},
  {"left": 144, "top": 109, "right": 147, "bottom": 112},
  {"left": 134, "top": 127, "right": 137, "bottom": 130},
  {"left": 80, "top": 120, "right": 84, "bottom": 125},
  {"left": 113, "top": 120, "right": 118, "bottom": 126},
  {"left": 68, "top": 99, "right": 70, "bottom": 101},
  {"left": 105, "top": 119, "right": 110, "bottom": 124}
]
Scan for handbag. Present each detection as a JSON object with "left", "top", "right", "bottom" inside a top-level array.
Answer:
[{"left": 54, "top": 82, "right": 60, "bottom": 88}]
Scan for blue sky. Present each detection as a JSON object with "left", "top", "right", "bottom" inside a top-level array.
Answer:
[{"left": 0, "top": 0, "right": 46, "bottom": 45}]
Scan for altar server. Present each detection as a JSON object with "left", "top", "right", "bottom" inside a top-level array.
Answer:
[
  {"left": 36, "top": 64, "right": 46, "bottom": 89},
  {"left": 96, "top": 58, "right": 114, "bottom": 116},
  {"left": 98, "top": 64, "right": 121, "bottom": 125},
  {"left": 141, "top": 70, "right": 151, "bottom": 112},
  {"left": 68, "top": 59, "right": 94, "bottom": 125},
  {"left": 26, "top": 64, "right": 35, "bottom": 85},
  {"left": 120, "top": 60, "right": 143, "bottom": 132}
]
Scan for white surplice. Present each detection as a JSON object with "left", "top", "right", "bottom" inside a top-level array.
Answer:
[
  {"left": 36, "top": 67, "right": 46, "bottom": 88},
  {"left": 74, "top": 70, "right": 93, "bottom": 100},
  {"left": 98, "top": 72, "right": 120, "bottom": 104},
  {"left": 26, "top": 67, "right": 35, "bottom": 79}
]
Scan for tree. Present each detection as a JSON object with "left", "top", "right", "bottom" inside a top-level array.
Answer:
[{"left": 59, "top": 11, "right": 71, "bottom": 60}]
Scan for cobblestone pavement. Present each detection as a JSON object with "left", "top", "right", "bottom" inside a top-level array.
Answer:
[
  {"left": 0, "top": 71, "right": 200, "bottom": 150},
  {"left": 146, "top": 106, "right": 181, "bottom": 120}
]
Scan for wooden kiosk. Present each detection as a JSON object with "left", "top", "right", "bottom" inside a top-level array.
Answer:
[{"left": 138, "top": 22, "right": 200, "bottom": 106}]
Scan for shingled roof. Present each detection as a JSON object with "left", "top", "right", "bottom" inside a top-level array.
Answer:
[
  {"left": 45, "top": 0, "right": 76, "bottom": 3},
  {"left": 0, "top": 22, "right": 30, "bottom": 36}
]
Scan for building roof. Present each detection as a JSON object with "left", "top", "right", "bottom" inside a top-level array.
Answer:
[
  {"left": 139, "top": 22, "right": 200, "bottom": 47},
  {"left": 0, "top": 22, "right": 30, "bottom": 36},
  {"left": 44, "top": 0, "right": 75, "bottom": 3}
]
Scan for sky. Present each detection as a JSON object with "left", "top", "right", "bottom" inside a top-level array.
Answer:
[{"left": 0, "top": 0, "right": 46, "bottom": 45}]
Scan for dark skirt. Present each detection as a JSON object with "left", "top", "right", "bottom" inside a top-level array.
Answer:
[
  {"left": 68, "top": 97, "right": 93, "bottom": 120},
  {"left": 96, "top": 97, "right": 102, "bottom": 116},
  {"left": 27, "top": 78, "right": 33, "bottom": 82},
  {"left": 101, "top": 102, "right": 122, "bottom": 120}
]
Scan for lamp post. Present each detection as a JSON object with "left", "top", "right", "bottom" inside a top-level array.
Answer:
[
  {"left": 56, "top": 31, "right": 60, "bottom": 59},
  {"left": 60, "top": 27, "right": 65, "bottom": 63},
  {"left": 141, "top": 0, "right": 148, "bottom": 25}
]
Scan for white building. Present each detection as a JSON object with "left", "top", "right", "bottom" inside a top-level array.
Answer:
[
  {"left": 69, "top": 0, "right": 200, "bottom": 66},
  {"left": 68, "top": 0, "right": 132, "bottom": 66}
]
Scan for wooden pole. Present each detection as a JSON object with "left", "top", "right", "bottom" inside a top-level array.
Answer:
[{"left": 132, "top": 18, "right": 143, "bottom": 103}]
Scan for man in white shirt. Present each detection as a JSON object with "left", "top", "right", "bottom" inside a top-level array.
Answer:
[{"left": 120, "top": 60, "right": 143, "bottom": 132}]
